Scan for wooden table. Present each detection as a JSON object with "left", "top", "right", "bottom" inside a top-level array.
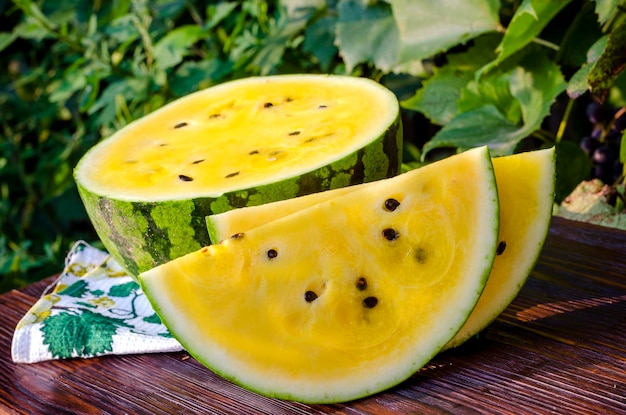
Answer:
[{"left": 1, "top": 217, "right": 625, "bottom": 414}]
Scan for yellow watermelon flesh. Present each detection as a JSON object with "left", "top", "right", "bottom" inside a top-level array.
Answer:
[
  {"left": 138, "top": 146, "right": 499, "bottom": 403},
  {"left": 207, "top": 147, "right": 556, "bottom": 349},
  {"left": 77, "top": 75, "right": 399, "bottom": 201},
  {"left": 206, "top": 184, "right": 359, "bottom": 242}
]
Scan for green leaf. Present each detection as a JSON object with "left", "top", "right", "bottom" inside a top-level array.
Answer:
[
  {"left": 568, "top": 22, "right": 626, "bottom": 101},
  {"left": 58, "top": 280, "right": 89, "bottom": 298},
  {"left": 401, "top": 67, "right": 470, "bottom": 125},
  {"left": 509, "top": 52, "right": 567, "bottom": 135},
  {"left": 12, "top": 19, "right": 51, "bottom": 41},
  {"left": 446, "top": 33, "right": 501, "bottom": 69},
  {"left": 303, "top": 14, "right": 338, "bottom": 71},
  {"left": 281, "top": 0, "right": 325, "bottom": 19},
  {"left": 479, "top": 0, "right": 572, "bottom": 76},
  {"left": 13, "top": 0, "right": 59, "bottom": 30},
  {"left": 143, "top": 312, "right": 163, "bottom": 325},
  {"left": 594, "top": 0, "right": 619, "bottom": 25},
  {"left": 88, "top": 78, "right": 148, "bottom": 126},
  {"left": 389, "top": 0, "right": 500, "bottom": 63},
  {"left": 0, "top": 32, "right": 17, "bottom": 53},
  {"left": 154, "top": 25, "right": 206, "bottom": 70},
  {"left": 423, "top": 48, "right": 566, "bottom": 157},
  {"left": 150, "top": 0, "right": 187, "bottom": 20},
  {"left": 105, "top": 14, "right": 140, "bottom": 44},
  {"left": 459, "top": 70, "right": 522, "bottom": 125},
  {"left": 205, "top": 2, "right": 239, "bottom": 30},
  {"left": 47, "top": 66, "right": 88, "bottom": 103},
  {"left": 335, "top": 0, "right": 400, "bottom": 72},
  {"left": 422, "top": 104, "right": 520, "bottom": 157},
  {"left": 249, "top": 12, "right": 309, "bottom": 75},
  {"left": 170, "top": 59, "right": 233, "bottom": 96},
  {"left": 38, "top": 4, "right": 76, "bottom": 28},
  {"left": 108, "top": 281, "right": 139, "bottom": 297},
  {"left": 401, "top": 34, "right": 502, "bottom": 124},
  {"left": 41, "top": 310, "right": 131, "bottom": 358}
]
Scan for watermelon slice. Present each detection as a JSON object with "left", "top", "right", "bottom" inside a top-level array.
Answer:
[
  {"left": 74, "top": 74, "right": 401, "bottom": 277},
  {"left": 207, "top": 148, "right": 556, "bottom": 349},
  {"left": 444, "top": 147, "right": 555, "bottom": 349},
  {"left": 138, "top": 146, "right": 500, "bottom": 403}
]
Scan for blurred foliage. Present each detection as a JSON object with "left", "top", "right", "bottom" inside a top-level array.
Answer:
[{"left": 1, "top": 0, "right": 625, "bottom": 292}]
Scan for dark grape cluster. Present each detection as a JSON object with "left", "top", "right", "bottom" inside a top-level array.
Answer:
[{"left": 580, "top": 102, "right": 625, "bottom": 184}]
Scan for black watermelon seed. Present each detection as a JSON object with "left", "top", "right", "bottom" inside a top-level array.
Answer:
[
  {"left": 174, "top": 122, "right": 188, "bottom": 129},
  {"left": 414, "top": 247, "right": 427, "bottom": 264},
  {"left": 231, "top": 232, "right": 245, "bottom": 240},
  {"left": 192, "top": 159, "right": 205, "bottom": 164},
  {"left": 288, "top": 131, "right": 301, "bottom": 136},
  {"left": 382, "top": 228, "right": 399, "bottom": 241},
  {"left": 356, "top": 277, "right": 368, "bottom": 291},
  {"left": 263, "top": 102, "right": 274, "bottom": 108},
  {"left": 249, "top": 150, "right": 259, "bottom": 155},
  {"left": 225, "top": 171, "right": 240, "bottom": 178},
  {"left": 159, "top": 143, "right": 168, "bottom": 147},
  {"left": 318, "top": 104, "right": 328, "bottom": 109},
  {"left": 178, "top": 174, "right": 194, "bottom": 182},
  {"left": 496, "top": 241, "right": 507, "bottom": 255},
  {"left": 363, "top": 296, "right": 378, "bottom": 308},
  {"left": 267, "top": 249, "right": 278, "bottom": 259},
  {"left": 304, "top": 290, "right": 318, "bottom": 302},
  {"left": 209, "top": 113, "right": 221, "bottom": 119},
  {"left": 384, "top": 198, "right": 400, "bottom": 211}
]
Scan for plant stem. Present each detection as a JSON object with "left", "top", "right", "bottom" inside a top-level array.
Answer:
[
  {"left": 531, "top": 37, "right": 560, "bottom": 51},
  {"left": 131, "top": 0, "right": 156, "bottom": 69},
  {"left": 556, "top": 98, "right": 574, "bottom": 143},
  {"left": 531, "top": 129, "right": 556, "bottom": 144},
  {"left": 14, "top": 2, "right": 84, "bottom": 54}
]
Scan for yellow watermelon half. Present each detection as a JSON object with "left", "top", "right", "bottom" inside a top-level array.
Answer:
[
  {"left": 74, "top": 74, "right": 401, "bottom": 277},
  {"left": 138, "top": 146, "right": 500, "bottom": 403}
]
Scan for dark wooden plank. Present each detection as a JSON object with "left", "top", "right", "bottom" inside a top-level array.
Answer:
[{"left": 1, "top": 217, "right": 625, "bottom": 414}]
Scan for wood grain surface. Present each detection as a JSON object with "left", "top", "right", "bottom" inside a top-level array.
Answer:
[{"left": 1, "top": 216, "right": 625, "bottom": 414}]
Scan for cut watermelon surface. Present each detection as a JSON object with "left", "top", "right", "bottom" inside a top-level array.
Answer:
[{"left": 139, "top": 146, "right": 500, "bottom": 403}]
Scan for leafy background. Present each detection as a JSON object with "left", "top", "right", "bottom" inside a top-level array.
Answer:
[{"left": 1, "top": 0, "right": 625, "bottom": 292}]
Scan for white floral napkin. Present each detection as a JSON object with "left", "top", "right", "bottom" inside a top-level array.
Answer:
[{"left": 12, "top": 241, "right": 183, "bottom": 363}]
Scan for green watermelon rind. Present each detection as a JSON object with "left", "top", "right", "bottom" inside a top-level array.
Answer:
[{"left": 76, "top": 109, "right": 401, "bottom": 277}]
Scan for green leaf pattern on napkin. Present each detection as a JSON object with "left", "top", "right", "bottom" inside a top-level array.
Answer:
[
  {"left": 12, "top": 242, "right": 182, "bottom": 363},
  {"left": 41, "top": 310, "right": 130, "bottom": 358}
]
